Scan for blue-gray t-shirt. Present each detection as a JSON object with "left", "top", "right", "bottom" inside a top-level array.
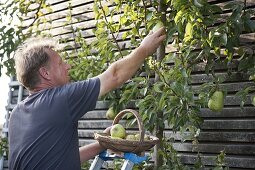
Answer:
[{"left": 8, "top": 78, "right": 100, "bottom": 170}]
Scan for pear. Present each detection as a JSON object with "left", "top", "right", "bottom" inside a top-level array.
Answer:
[
  {"left": 111, "top": 136, "right": 123, "bottom": 140},
  {"left": 125, "top": 134, "right": 136, "bottom": 140},
  {"left": 106, "top": 107, "right": 116, "bottom": 120},
  {"left": 134, "top": 134, "right": 140, "bottom": 140},
  {"left": 252, "top": 96, "right": 255, "bottom": 106},
  {"left": 208, "top": 91, "right": 224, "bottom": 112},
  {"left": 134, "top": 134, "right": 150, "bottom": 141},
  {"left": 110, "top": 124, "right": 126, "bottom": 139},
  {"left": 249, "top": 74, "right": 255, "bottom": 82}
]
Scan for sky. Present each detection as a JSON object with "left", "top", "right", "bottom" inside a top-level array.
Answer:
[{"left": 0, "top": 71, "right": 10, "bottom": 126}]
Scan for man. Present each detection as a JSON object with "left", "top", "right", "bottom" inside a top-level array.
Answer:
[{"left": 8, "top": 27, "right": 166, "bottom": 169}]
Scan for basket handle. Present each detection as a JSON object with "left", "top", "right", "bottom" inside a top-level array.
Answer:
[{"left": 112, "top": 109, "right": 145, "bottom": 143}]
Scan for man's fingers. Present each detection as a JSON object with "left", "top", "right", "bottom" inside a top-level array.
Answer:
[
  {"left": 153, "top": 27, "right": 166, "bottom": 37},
  {"left": 159, "top": 34, "right": 167, "bottom": 42}
]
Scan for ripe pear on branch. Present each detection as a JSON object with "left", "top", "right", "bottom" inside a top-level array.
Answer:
[
  {"left": 208, "top": 90, "right": 224, "bottom": 112},
  {"left": 249, "top": 74, "right": 255, "bottom": 82},
  {"left": 106, "top": 107, "right": 117, "bottom": 120},
  {"left": 252, "top": 96, "right": 255, "bottom": 106}
]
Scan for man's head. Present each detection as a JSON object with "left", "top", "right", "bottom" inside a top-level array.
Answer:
[{"left": 14, "top": 37, "right": 71, "bottom": 91}]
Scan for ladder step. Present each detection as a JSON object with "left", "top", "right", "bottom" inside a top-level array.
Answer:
[
  {"left": 121, "top": 160, "right": 134, "bottom": 170},
  {"left": 89, "top": 156, "right": 105, "bottom": 170},
  {"left": 89, "top": 150, "right": 147, "bottom": 170}
]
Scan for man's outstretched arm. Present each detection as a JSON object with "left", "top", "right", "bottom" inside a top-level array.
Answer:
[
  {"left": 97, "top": 27, "right": 166, "bottom": 97},
  {"left": 79, "top": 142, "right": 104, "bottom": 163},
  {"left": 79, "top": 126, "right": 111, "bottom": 163}
]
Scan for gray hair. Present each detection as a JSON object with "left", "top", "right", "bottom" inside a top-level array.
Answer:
[{"left": 14, "top": 37, "right": 59, "bottom": 91}]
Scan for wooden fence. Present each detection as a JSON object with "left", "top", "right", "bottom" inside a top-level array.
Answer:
[{"left": 2, "top": 0, "right": 255, "bottom": 169}]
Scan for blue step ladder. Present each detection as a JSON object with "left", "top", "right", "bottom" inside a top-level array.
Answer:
[{"left": 89, "top": 150, "right": 147, "bottom": 170}]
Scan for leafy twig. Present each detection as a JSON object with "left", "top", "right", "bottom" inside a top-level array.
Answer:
[
  {"left": 98, "top": 0, "right": 123, "bottom": 58},
  {"left": 141, "top": 0, "right": 147, "bottom": 31},
  {"left": 22, "top": 0, "right": 45, "bottom": 29}
]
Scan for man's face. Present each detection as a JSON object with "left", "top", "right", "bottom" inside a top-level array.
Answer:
[{"left": 45, "top": 48, "right": 71, "bottom": 86}]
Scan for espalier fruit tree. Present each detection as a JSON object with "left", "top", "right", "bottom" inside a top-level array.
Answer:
[{"left": 88, "top": 0, "right": 255, "bottom": 168}]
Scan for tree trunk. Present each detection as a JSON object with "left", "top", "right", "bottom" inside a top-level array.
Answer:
[{"left": 154, "top": 0, "right": 166, "bottom": 169}]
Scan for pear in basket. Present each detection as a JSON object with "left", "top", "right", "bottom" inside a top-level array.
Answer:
[
  {"left": 135, "top": 134, "right": 150, "bottom": 141},
  {"left": 110, "top": 124, "right": 126, "bottom": 139},
  {"left": 125, "top": 134, "right": 136, "bottom": 140}
]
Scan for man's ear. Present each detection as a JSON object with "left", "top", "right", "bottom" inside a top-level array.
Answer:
[{"left": 39, "top": 67, "right": 51, "bottom": 80}]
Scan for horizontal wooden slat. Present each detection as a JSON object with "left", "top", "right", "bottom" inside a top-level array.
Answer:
[
  {"left": 201, "top": 119, "right": 255, "bottom": 130},
  {"left": 193, "top": 81, "right": 254, "bottom": 93},
  {"left": 179, "top": 153, "right": 255, "bottom": 169},
  {"left": 173, "top": 142, "right": 255, "bottom": 155},
  {"left": 191, "top": 71, "right": 250, "bottom": 84},
  {"left": 199, "top": 107, "right": 255, "bottom": 118}
]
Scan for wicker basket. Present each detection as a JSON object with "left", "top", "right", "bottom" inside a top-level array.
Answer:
[{"left": 94, "top": 109, "right": 159, "bottom": 153}]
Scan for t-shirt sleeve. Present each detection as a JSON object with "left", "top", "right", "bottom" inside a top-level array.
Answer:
[{"left": 65, "top": 77, "right": 100, "bottom": 122}]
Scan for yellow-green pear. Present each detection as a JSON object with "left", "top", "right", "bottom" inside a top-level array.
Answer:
[
  {"left": 252, "top": 96, "right": 255, "bottom": 106},
  {"left": 110, "top": 124, "right": 126, "bottom": 139},
  {"left": 249, "top": 75, "right": 255, "bottom": 82},
  {"left": 106, "top": 107, "right": 116, "bottom": 120},
  {"left": 134, "top": 134, "right": 140, "bottom": 140},
  {"left": 208, "top": 91, "right": 224, "bottom": 112},
  {"left": 134, "top": 134, "right": 150, "bottom": 140},
  {"left": 125, "top": 134, "right": 136, "bottom": 140},
  {"left": 111, "top": 136, "right": 123, "bottom": 140}
]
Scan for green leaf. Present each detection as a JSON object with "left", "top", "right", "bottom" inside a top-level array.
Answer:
[
  {"left": 193, "top": 0, "right": 203, "bottom": 8},
  {"left": 102, "top": 5, "right": 110, "bottom": 16},
  {"left": 238, "top": 56, "right": 254, "bottom": 71},
  {"left": 174, "top": 10, "right": 184, "bottom": 23},
  {"left": 146, "top": 11, "right": 153, "bottom": 21},
  {"left": 153, "top": 82, "right": 164, "bottom": 93},
  {"left": 120, "top": 16, "right": 128, "bottom": 25}
]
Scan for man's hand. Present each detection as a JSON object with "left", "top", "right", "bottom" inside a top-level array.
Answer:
[
  {"left": 103, "top": 126, "right": 112, "bottom": 135},
  {"left": 139, "top": 27, "right": 166, "bottom": 57},
  {"left": 97, "top": 27, "right": 166, "bottom": 97}
]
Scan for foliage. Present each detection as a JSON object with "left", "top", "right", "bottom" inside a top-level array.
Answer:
[
  {"left": 0, "top": 0, "right": 52, "bottom": 76},
  {"left": 0, "top": 137, "right": 8, "bottom": 157},
  {"left": 87, "top": 0, "right": 254, "bottom": 168},
  {"left": 81, "top": 161, "right": 91, "bottom": 170}
]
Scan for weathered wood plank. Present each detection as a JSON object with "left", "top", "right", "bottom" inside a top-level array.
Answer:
[
  {"left": 193, "top": 81, "right": 254, "bottom": 93},
  {"left": 191, "top": 72, "right": 250, "bottom": 84},
  {"left": 173, "top": 142, "right": 255, "bottom": 155},
  {"left": 179, "top": 153, "right": 255, "bottom": 169},
  {"left": 201, "top": 119, "right": 255, "bottom": 130},
  {"left": 199, "top": 107, "right": 255, "bottom": 118}
]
